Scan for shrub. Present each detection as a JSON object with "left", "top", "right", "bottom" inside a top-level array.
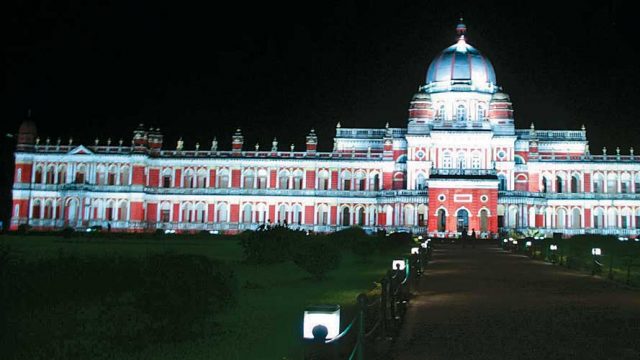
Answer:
[
  {"left": 240, "top": 227, "right": 304, "bottom": 264},
  {"left": 0, "top": 253, "right": 237, "bottom": 359},
  {"left": 293, "top": 238, "right": 341, "bottom": 280}
]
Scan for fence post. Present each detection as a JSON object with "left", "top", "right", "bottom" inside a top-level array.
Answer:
[
  {"left": 380, "top": 276, "right": 388, "bottom": 338},
  {"left": 356, "top": 294, "right": 367, "bottom": 360}
]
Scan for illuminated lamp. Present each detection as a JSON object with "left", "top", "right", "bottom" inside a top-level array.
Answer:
[
  {"left": 303, "top": 305, "right": 340, "bottom": 340},
  {"left": 549, "top": 244, "right": 558, "bottom": 251},
  {"left": 392, "top": 260, "right": 406, "bottom": 270},
  {"left": 411, "top": 247, "right": 420, "bottom": 255},
  {"left": 591, "top": 248, "right": 602, "bottom": 256},
  {"left": 525, "top": 241, "right": 532, "bottom": 247}
]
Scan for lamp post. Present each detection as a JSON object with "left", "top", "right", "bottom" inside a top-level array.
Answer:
[
  {"left": 303, "top": 304, "right": 341, "bottom": 341},
  {"left": 591, "top": 247, "right": 602, "bottom": 276},
  {"left": 549, "top": 244, "right": 558, "bottom": 264}
]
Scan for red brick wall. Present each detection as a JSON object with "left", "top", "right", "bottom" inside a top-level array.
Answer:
[
  {"left": 428, "top": 187, "right": 498, "bottom": 233},
  {"left": 230, "top": 204, "right": 239, "bottom": 223},
  {"left": 305, "top": 206, "right": 314, "bottom": 225},
  {"left": 132, "top": 166, "right": 145, "bottom": 185},
  {"left": 130, "top": 201, "right": 144, "bottom": 221},
  {"left": 209, "top": 169, "right": 216, "bottom": 187},
  {"left": 231, "top": 169, "right": 241, "bottom": 188},
  {"left": 148, "top": 169, "right": 159, "bottom": 187},
  {"left": 147, "top": 203, "right": 158, "bottom": 222},
  {"left": 331, "top": 171, "right": 338, "bottom": 190},
  {"left": 305, "top": 170, "right": 315, "bottom": 189}
]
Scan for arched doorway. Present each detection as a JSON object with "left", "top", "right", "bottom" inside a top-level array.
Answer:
[
  {"left": 456, "top": 208, "right": 469, "bottom": 233},
  {"left": 437, "top": 209, "right": 446, "bottom": 232},
  {"left": 479, "top": 209, "right": 489, "bottom": 232}
]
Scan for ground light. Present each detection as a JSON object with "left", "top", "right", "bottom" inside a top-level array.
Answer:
[
  {"left": 549, "top": 244, "right": 558, "bottom": 251},
  {"left": 503, "top": 239, "right": 508, "bottom": 244},
  {"left": 512, "top": 240, "right": 518, "bottom": 245},
  {"left": 411, "top": 247, "right": 419, "bottom": 255},
  {"left": 392, "top": 260, "right": 406, "bottom": 270},
  {"left": 303, "top": 305, "right": 340, "bottom": 340},
  {"left": 591, "top": 248, "right": 602, "bottom": 256},
  {"left": 525, "top": 241, "right": 532, "bottom": 247},
  {"left": 418, "top": 235, "right": 423, "bottom": 241}
]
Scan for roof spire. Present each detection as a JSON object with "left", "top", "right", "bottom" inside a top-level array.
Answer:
[{"left": 456, "top": 17, "right": 467, "bottom": 40}]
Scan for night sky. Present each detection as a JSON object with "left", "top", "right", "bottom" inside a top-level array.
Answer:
[{"left": 0, "top": 0, "right": 638, "bottom": 224}]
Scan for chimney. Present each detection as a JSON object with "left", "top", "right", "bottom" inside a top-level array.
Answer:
[
  {"left": 306, "top": 129, "right": 318, "bottom": 154},
  {"left": 232, "top": 128, "right": 244, "bottom": 155}
]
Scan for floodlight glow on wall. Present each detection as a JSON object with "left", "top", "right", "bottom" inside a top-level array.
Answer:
[
  {"left": 411, "top": 247, "right": 419, "bottom": 254},
  {"left": 591, "top": 248, "right": 602, "bottom": 256},
  {"left": 549, "top": 244, "right": 558, "bottom": 251},
  {"left": 303, "top": 305, "right": 340, "bottom": 340},
  {"left": 392, "top": 260, "right": 406, "bottom": 270}
]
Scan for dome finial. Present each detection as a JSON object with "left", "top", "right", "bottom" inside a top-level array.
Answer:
[{"left": 456, "top": 17, "right": 467, "bottom": 39}]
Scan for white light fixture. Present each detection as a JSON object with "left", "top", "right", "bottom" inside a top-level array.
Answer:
[
  {"left": 303, "top": 305, "right": 340, "bottom": 340},
  {"left": 418, "top": 235, "right": 423, "bottom": 240},
  {"left": 209, "top": 230, "right": 219, "bottom": 235},
  {"left": 591, "top": 248, "right": 602, "bottom": 256},
  {"left": 420, "top": 242, "right": 428, "bottom": 249},
  {"left": 392, "top": 260, "right": 406, "bottom": 270},
  {"left": 512, "top": 240, "right": 518, "bottom": 245},
  {"left": 549, "top": 244, "right": 558, "bottom": 251},
  {"left": 526, "top": 241, "right": 532, "bottom": 247},
  {"left": 411, "top": 247, "right": 420, "bottom": 254},
  {"left": 503, "top": 239, "right": 508, "bottom": 243},
  {"left": 509, "top": 237, "right": 514, "bottom": 241}
]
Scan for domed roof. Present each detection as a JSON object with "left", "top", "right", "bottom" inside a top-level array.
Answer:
[{"left": 424, "top": 21, "right": 497, "bottom": 93}]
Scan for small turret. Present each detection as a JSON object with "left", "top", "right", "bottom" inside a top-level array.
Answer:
[
  {"left": 148, "top": 128, "right": 163, "bottom": 155},
  {"left": 16, "top": 110, "right": 37, "bottom": 151}
]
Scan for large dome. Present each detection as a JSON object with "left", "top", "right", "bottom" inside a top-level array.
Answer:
[{"left": 424, "top": 22, "right": 497, "bottom": 94}]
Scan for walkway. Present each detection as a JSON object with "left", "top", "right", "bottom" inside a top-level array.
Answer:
[{"left": 391, "top": 243, "right": 640, "bottom": 360}]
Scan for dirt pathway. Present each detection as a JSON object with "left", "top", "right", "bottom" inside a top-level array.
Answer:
[{"left": 391, "top": 243, "right": 640, "bottom": 360}]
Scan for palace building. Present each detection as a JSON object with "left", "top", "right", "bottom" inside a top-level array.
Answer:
[{"left": 10, "top": 21, "right": 640, "bottom": 237}]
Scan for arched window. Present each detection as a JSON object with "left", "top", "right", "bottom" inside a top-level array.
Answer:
[
  {"left": 278, "top": 204, "right": 289, "bottom": 225},
  {"left": 417, "top": 205, "right": 427, "bottom": 226},
  {"left": 354, "top": 171, "right": 366, "bottom": 191},
  {"left": 107, "top": 166, "right": 117, "bottom": 185},
  {"left": 257, "top": 169, "right": 268, "bottom": 189},
  {"left": 443, "top": 151, "right": 453, "bottom": 168},
  {"left": 45, "top": 166, "right": 55, "bottom": 184},
  {"left": 592, "top": 173, "right": 604, "bottom": 193},
  {"left": 196, "top": 169, "right": 207, "bottom": 188},
  {"left": 556, "top": 208, "right": 566, "bottom": 229},
  {"left": 415, "top": 173, "right": 426, "bottom": 190},
  {"left": 607, "top": 208, "right": 618, "bottom": 228},
  {"left": 118, "top": 201, "right": 128, "bottom": 221},
  {"left": 436, "top": 104, "right": 445, "bottom": 121},
  {"left": 243, "top": 170, "right": 255, "bottom": 189},
  {"left": 292, "top": 170, "right": 304, "bottom": 190},
  {"left": 621, "top": 173, "right": 631, "bottom": 193},
  {"left": 195, "top": 203, "right": 206, "bottom": 223},
  {"left": 217, "top": 203, "right": 228, "bottom": 223},
  {"left": 43, "top": 200, "right": 53, "bottom": 219},
  {"left": 34, "top": 166, "right": 43, "bottom": 184},
  {"left": 317, "top": 205, "right": 329, "bottom": 225},
  {"left": 119, "top": 166, "right": 130, "bottom": 186},
  {"left": 541, "top": 176, "right": 549, "bottom": 193},
  {"left": 32, "top": 200, "right": 42, "bottom": 219},
  {"left": 556, "top": 176, "right": 563, "bottom": 193},
  {"left": 217, "top": 169, "right": 229, "bottom": 188},
  {"left": 635, "top": 174, "right": 640, "bottom": 194},
  {"left": 318, "top": 170, "right": 329, "bottom": 190},
  {"left": 477, "top": 104, "right": 486, "bottom": 121},
  {"left": 278, "top": 170, "right": 290, "bottom": 189},
  {"left": 404, "top": 205, "right": 414, "bottom": 226},
  {"left": 242, "top": 204, "right": 253, "bottom": 223},
  {"left": 162, "top": 169, "right": 173, "bottom": 188},
  {"left": 571, "top": 208, "right": 581, "bottom": 228},
  {"left": 456, "top": 104, "right": 467, "bottom": 122},
  {"left": 571, "top": 175, "right": 580, "bottom": 193},
  {"left": 75, "top": 165, "right": 86, "bottom": 184},
  {"left": 341, "top": 171, "right": 352, "bottom": 190},
  {"left": 456, "top": 151, "right": 466, "bottom": 169},
  {"left": 57, "top": 166, "right": 67, "bottom": 184},
  {"left": 292, "top": 204, "right": 303, "bottom": 225},
  {"left": 183, "top": 169, "right": 195, "bottom": 188},
  {"left": 593, "top": 208, "right": 604, "bottom": 229},
  {"left": 471, "top": 153, "right": 481, "bottom": 169},
  {"left": 182, "top": 203, "right": 194, "bottom": 222},
  {"left": 514, "top": 155, "right": 525, "bottom": 165},
  {"left": 356, "top": 207, "right": 365, "bottom": 226},
  {"left": 256, "top": 204, "right": 267, "bottom": 224},
  {"left": 607, "top": 173, "right": 618, "bottom": 193},
  {"left": 160, "top": 202, "right": 171, "bottom": 223},
  {"left": 105, "top": 201, "right": 115, "bottom": 221},
  {"left": 369, "top": 173, "right": 380, "bottom": 191},
  {"left": 341, "top": 207, "right": 350, "bottom": 226},
  {"left": 621, "top": 208, "right": 630, "bottom": 229},
  {"left": 498, "top": 174, "right": 507, "bottom": 191},
  {"left": 385, "top": 205, "right": 393, "bottom": 226}
]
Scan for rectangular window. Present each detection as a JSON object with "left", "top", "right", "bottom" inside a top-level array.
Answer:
[
  {"left": 163, "top": 176, "right": 171, "bottom": 188},
  {"left": 161, "top": 210, "right": 170, "bottom": 222}
]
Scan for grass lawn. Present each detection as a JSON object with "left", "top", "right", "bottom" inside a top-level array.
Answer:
[{"left": 0, "top": 233, "right": 408, "bottom": 359}]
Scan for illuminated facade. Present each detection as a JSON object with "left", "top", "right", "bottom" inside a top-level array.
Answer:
[{"left": 10, "top": 21, "right": 640, "bottom": 237}]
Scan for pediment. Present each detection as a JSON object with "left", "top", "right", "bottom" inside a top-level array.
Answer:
[{"left": 67, "top": 145, "right": 94, "bottom": 155}]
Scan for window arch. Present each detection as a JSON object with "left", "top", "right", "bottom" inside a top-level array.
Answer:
[
  {"left": 456, "top": 151, "right": 466, "bottom": 168},
  {"left": 471, "top": 152, "right": 481, "bottom": 169},
  {"left": 316, "top": 205, "right": 329, "bottom": 225},
  {"left": 243, "top": 169, "right": 255, "bottom": 189},
  {"left": 341, "top": 171, "right": 352, "bottom": 190},
  {"left": 317, "top": 170, "right": 329, "bottom": 190},
  {"left": 195, "top": 202, "right": 206, "bottom": 223},
  {"left": 369, "top": 173, "right": 380, "bottom": 191},
  {"left": 292, "top": 204, "right": 303, "bottom": 225},
  {"left": 341, "top": 207, "right": 351, "bottom": 226},
  {"left": 436, "top": 104, "right": 445, "bottom": 121},
  {"left": 592, "top": 173, "right": 604, "bottom": 193},
  {"left": 571, "top": 174, "right": 580, "bottom": 193},
  {"left": 593, "top": 208, "right": 604, "bottom": 228},
  {"left": 196, "top": 169, "right": 208, "bottom": 188},
  {"left": 57, "top": 165, "right": 67, "bottom": 184},
  {"left": 514, "top": 155, "right": 525, "bottom": 165},
  {"left": 183, "top": 169, "right": 195, "bottom": 188},
  {"left": 456, "top": 104, "right": 467, "bottom": 122},
  {"left": 607, "top": 208, "right": 618, "bottom": 227},
  {"left": 278, "top": 170, "right": 290, "bottom": 189},
  {"left": 242, "top": 204, "right": 253, "bottom": 223},
  {"left": 354, "top": 171, "right": 366, "bottom": 191},
  {"left": 555, "top": 175, "right": 564, "bottom": 193},
  {"left": 442, "top": 151, "right": 453, "bottom": 168},
  {"left": 162, "top": 168, "right": 173, "bottom": 188},
  {"left": 256, "top": 169, "right": 268, "bottom": 189},
  {"left": 415, "top": 173, "right": 426, "bottom": 190},
  {"left": 498, "top": 174, "right": 507, "bottom": 191},
  {"left": 477, "top": 103, "right": 486, "bottom": 121},
  {"left": 292, "top": 170, "right": 304, "bottom": 190},
  {"left": 216, "top": 203, "right": 228, "bottom": 222},
  {"left": 217, "top": 169, "right": 229, "bottom": 188},
  {"left": 119, "top": 166, "right": 130, "bottom": 186},
  {"left": 607, "top": 173, "right": 618, "bottom": 193},
  {"left": 621, "top": 173, "right": 631, "bottom": 193}
]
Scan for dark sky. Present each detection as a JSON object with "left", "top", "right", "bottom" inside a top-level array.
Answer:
[{"left": 0, "top": 0, "right": 638, "bottom": 223}]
